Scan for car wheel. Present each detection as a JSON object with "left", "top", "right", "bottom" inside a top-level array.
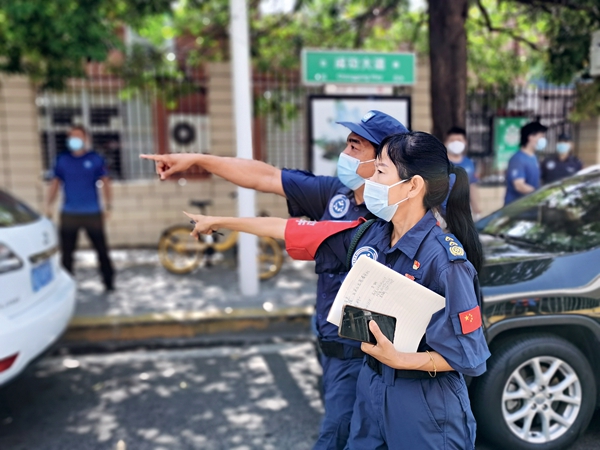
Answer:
[{"left": 472, "top": 334, "right": 596, "bottom": 450}]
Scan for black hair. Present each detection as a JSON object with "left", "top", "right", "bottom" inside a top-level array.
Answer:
[
  {"left": 519, "top": 121, "right": 547, "bottom": 147},
  {"left": 377, "top": 132, "right": 483, "bottom": 272},
  {"left": 446, "top": 126, "right": 466, "bottom": 138}
]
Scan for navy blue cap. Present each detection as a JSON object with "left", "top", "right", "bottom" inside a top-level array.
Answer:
[
  {"left": 558, "top": 133, "right": 571, "bottom": 141},
  {"left": 336, "top": 110, "right": 409, "bottom": 145}
]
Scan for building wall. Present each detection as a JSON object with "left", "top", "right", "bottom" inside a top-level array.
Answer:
[
  {"left": 478, "top": 186, "right": 505, "bottom": 217},
  {"left": 576, "top": 117, "right": 600, "bottom": 168},
  {"left": 105, "top": 178, "right": 287, "bottom": 247},
  {"left": 411, "top": 57, "right": 432, "bottom": 133},
  {"left": 0, "top": 75, "right": 45, "bottom": 209}
]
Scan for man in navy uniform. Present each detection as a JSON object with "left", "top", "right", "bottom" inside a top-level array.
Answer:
[
  {"left": 504, "top": 121, "right": 547, "bottom": 205},
  {"left": 141, "top": 111, "right": 408, "bottom": 449},
  {"left": 541, "top": 133, "right": 583, "bottom": 184}
]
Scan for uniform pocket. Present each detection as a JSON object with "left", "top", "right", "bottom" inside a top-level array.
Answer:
[
  {"left": 418, "top": 378, "right": 446, "bottom": 434},
  {"left": 445, "top": 373, "right": 477, "bottom": 449}
]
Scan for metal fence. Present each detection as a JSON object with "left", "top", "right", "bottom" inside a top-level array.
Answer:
[
  {"left": 466, "top": 86, "right": 575, "bottom": 184},
  {"left": 37, "top": 66, "right": 323, "bottom": 180},
  {"left": 37, "top": 69, "right": 575, "bottom": 184}
]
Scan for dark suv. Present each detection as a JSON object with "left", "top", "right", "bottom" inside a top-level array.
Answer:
[{"left": 471, "top": 170, "right": 600, "bottom": 449}]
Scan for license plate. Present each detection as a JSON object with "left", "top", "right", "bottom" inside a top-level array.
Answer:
[{"left": 31, "top": 259, "right": 53, "bottom": 292}]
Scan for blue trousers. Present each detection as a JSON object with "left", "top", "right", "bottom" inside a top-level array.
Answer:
[
  {"left": 313, "top": 353, "right": 363, "bottom": 450},
  {"left": 345, "top": 362, "right": 476, "bottom": 450}
]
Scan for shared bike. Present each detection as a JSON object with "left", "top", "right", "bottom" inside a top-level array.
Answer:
[{"left": 158, "top": 200, "right": 283, "bottom": 280}]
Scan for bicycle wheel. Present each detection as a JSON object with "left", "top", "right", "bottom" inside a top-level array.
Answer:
[
  {"left": 212, "top": 229, "right": 238, "bottom": 253},
  {"left": 158, "top": 225, "right": 206, "bottom": 274},
  {"left": 258, "top": 236, "right": 283, "bottom": 280}
]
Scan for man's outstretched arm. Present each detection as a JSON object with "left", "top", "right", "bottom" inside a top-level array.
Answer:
[{"left": 141, "top": 153, "right": 285, "bottom": 197}]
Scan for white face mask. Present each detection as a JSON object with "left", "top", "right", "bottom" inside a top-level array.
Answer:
[
  {"left": 447, "top": 140, "right": 465, "bottom": 155},
  {"left": 364, "top": 178, "right": 411, "bottom": 222},
  {"left": 535, "top": 137, "right": 547, "bottom": 151},
  {"left": 337, "top": 153, "right": 375, "bottom": 190}
]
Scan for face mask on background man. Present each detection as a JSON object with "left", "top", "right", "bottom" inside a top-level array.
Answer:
[
  {"left": 68, "top": 137, "right": 84, "bottom": 152},
  {"left": 535, "top": 137, "right": 547, "bottom": 151},
  {"left": 447, "top": 141, "right": 466, "bottom": 155},
  {"left": 556, "top": 142, "right": 571, "bottom": 154}
]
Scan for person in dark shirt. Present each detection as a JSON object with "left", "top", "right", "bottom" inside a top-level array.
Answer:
[
  {"left": 444, "top": 126, "right": 481, "bottom": 218},
  {"left": 541, "top": 133, "right": 583, "bottom": 184},
  {"left": 504, "top": 121, "right": 547, "bottom": 205},
  {"left": 45, "top": 125, "right": 115, "bottom": 292}
]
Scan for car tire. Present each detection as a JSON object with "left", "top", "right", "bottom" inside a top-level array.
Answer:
[{"left": 472, "top": 333, "right": 596, "bottom": 450}]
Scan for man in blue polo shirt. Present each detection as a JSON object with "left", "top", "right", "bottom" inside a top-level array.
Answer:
[
  {"left": 504, "top": 121, "right": 547, "bottom": 205},
  {"left": 45, "top": 125, "right": 115, "bottom": 292},
  {"left": 141, "top": 111, "right": 408, "bottom": 450}
]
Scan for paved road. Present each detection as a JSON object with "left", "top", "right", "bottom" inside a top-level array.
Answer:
[{"left": 1, "top": 343, "right": 599, "bottom": 450}]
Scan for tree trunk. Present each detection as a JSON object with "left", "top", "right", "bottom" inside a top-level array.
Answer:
[{"left": 428, "top": 0, "right": 469, "bottom": 141}]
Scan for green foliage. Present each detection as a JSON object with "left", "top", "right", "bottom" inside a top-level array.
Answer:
[
  {"left": 509, "top": 0, "right": 600, "bottom": 121},
  {"left": 467, "top": 0, "right": 547, "bottom": 90},
  {"left": 111, "top": 44, "right": 195, "bottom": 110},
  {"left": 520, "top": 0, "right": 600, "bottom": 84},
  {"left": 0, "top": 0, "right": 171, "bottom": 89},
  {"left": 2, "top": 0, "right": 598, "bottom": 120}
]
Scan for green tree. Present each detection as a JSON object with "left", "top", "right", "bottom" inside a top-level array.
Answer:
[
  {"left": 529, "top": 0, "right": 600, "bottom": 121},
  {"left": 0, "top": 0, "right": 171, "bottom": 88}
]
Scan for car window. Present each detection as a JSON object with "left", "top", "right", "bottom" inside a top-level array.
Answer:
[
  {"left": 479, "top": 174, "right": 600, "bottom": 252},
  {"left": 0, "top": 190, "right": 40, "bottom": 227}
]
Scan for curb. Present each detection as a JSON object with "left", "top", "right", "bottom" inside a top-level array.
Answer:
[{"left": 64, "top": 306, "right": 314, "bottom": 343}]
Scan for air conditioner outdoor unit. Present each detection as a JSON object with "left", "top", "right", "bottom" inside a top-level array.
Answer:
[{"left": 168, "top": 114, "right": 210, "bottom": 153}]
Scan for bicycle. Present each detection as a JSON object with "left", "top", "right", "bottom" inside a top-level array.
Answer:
[{"left": 158, "top": 200, "right": 284, "bottom": 280}]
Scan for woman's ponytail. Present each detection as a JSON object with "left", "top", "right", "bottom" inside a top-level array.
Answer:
[
  {"left": 379, "top": 132, "right": 483, "bottom": 272},
  {"left": 446, "top": 166, "right": 483, "bottom": 272}
]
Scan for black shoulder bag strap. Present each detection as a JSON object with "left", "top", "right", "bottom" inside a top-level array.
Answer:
[{"left": 345, "top": 218, "right": 377, "bottom": 271}]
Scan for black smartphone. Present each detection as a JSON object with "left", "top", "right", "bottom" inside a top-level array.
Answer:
[{"left": 338, "top": 305, "right": 396, "bottom": 344}]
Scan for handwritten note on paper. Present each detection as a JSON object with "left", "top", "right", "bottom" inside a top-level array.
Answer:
[{"left": 327, "top": 256, "right": 446, "bottom": 352}]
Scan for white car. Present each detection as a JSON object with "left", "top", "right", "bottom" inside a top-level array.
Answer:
[{"left": 0, "top": 189, "right": 76, "bottom": 385}]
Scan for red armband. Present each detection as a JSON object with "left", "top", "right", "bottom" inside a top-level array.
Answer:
[{"left": 284, "top": 218, "right": 365, "bottom": 260}]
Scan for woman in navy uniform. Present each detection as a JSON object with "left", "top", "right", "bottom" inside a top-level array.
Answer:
[{"left": 185, "top": 131, "right": 491, "bottom": 449}]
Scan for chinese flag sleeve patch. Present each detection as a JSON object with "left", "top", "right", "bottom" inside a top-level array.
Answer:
[
  {"left": 285, "top": 218, "right": 365, "bottom": 261},
  {"left": 459, "top": 305, "right": 482, "bottom": 334}
]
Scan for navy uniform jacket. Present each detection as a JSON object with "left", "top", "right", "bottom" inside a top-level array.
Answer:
[
  {"left": 281, "top": 169, "right": 369, "bottom": 346},
  {"left": 284, "top": 210, "right": 491, "bottom": 377},
  {"left": 541, "top": 155, "right": 582, "bottom": 184}
]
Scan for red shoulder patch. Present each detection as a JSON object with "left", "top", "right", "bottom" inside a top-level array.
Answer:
[
  {"left": 459, "top": 306, "right": 482, "bottom": 334},
  {"left": 285, "top": 218, "right": 365, "bottom": 260}
]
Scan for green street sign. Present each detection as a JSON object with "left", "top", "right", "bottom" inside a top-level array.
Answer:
[
  {"left": 302, "top": 49, "right": 416, "bottom": 85},
  {"left": 493, "top": 117, "right": 529, "bottom": 170}
]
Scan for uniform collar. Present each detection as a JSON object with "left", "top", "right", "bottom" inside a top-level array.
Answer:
[{"left": 384, "top": 210, "right": 439, "bottom": 259}]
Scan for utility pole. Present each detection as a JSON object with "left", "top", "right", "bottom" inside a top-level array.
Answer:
[{"left": 230, "top": 0, "right": 259, "bottom": 296}]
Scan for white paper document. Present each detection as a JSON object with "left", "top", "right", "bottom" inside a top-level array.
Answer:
[{"left": 327, "top": 256, "right": 446, "bottom": 352}]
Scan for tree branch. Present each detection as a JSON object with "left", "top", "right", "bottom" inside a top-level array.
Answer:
[
  {"left": 508, "top": 0, "right": 600, "bottom": 21},
  {"left": 352, "top": 1, "right": 400, "bottom": 48},
  {"left": 476, "top": 0, "right": 541, "bottom": 51}
]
